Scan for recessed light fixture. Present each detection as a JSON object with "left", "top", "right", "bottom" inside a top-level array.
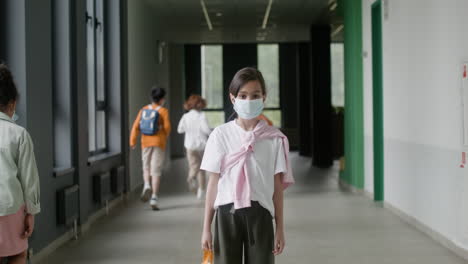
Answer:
[
  {"left": 200, "top": 0, "right": 213, "bottom": 31},
  {"left": 262, "top": 0, "right": 273, "bottom": 29},
  {"left": 331, "top": 24, "right": 344, "bottom": 37},
  {"left": 216, "top": 12, "right": 222, "bottom": 17}
]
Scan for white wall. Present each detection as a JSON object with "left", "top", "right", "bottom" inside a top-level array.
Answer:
[{"left": 362, "top": 0, "right": 468, "bottom": 250}]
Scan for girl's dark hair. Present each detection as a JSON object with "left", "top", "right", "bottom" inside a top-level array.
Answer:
[
  {"left": 228, "top": 67, "right": 266, "bottom": 97},
  {"left": 151, "top": 85, "right": 166, "bottom": 103},
  {"left": 0, "top": 64, "right": 19, "bottom": 112},
  {"left": 184, "top": 95, "right": 206, "bottom": 111}
]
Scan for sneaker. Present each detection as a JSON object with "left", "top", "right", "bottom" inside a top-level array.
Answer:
[
  {"left": 187, "top": 178, "right": 197, "bottom": 193},
  {"left": 197, "top": 188, "right": 205, "bottom": 200},
  {"left": 150, "top": 197, "right": 160, "bottom": 211},
  {"left": 140, "top": 186, "right": 152, "bottom": 203}
]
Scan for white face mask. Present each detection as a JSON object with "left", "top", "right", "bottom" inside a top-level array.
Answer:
[
  {"left": 233, "top": 98, "right": 264, "bottom": 120},
  {"left": 12, "top": 112, "right": 19, "bottom": 121}
]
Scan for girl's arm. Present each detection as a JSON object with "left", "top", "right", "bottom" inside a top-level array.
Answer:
[
  {"left": 273, "top": 172, "right": 285, "bottom": 256},
  {"left": 161, "top": 109, "right": 171, "bottom": 136},
  {"left": 177, "top": 115, "right": 185, "bottom": 134},
  {"left": 129, "top": 110, "right": 142, "bottom": 148},
  {"left": 201, "top": 172, "right": 219, "bottom": 250},
  {"left": 18, "top": 131, "right": 41, "bottom": 216}
]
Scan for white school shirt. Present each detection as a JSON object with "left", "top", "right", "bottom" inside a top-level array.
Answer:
[
  {"left": 177, "top": 110, "right": 212, "bottom": 151},
  {"left": 200, "top": 120, "right": 287, "bottom": 217}
]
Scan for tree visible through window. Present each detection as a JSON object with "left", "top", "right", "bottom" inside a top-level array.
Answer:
[
  {"left": 258, "top": 44, "right": 282, "bottom": 127},
  {"left": 331, "top": 43, "right": 345, "bottom": 107},
  {"left": 201, "top": 45, "right": 224, "bottom": 128}
]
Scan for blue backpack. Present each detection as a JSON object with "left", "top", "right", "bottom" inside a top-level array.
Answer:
[{"left": 140, "top": 105, "right": 162, "bottom": 135}]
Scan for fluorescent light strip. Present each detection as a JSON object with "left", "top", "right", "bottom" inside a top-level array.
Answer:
[
  {"left": 262, "top": 0, "right": 273, "bottom": 29},
  {"left": 331, "top": 24, "right": 344, "bottom": 37},
  {"left": 201, "top": 0, "right": 213, "bottom": 31}
]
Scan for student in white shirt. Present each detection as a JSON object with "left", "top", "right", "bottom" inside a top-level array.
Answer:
[
  {"left": 200, "top": 67, "right": 294, "bottom": 264},
  {"left": 0, "top": 64, "right": 40, "bottom": 264},
  {"left": 177, "top": 95, "right": 212, "bottom": 199}
]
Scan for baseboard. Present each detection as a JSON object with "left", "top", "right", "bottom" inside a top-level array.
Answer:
[
  {"left": 338, "top": 178, "right": 364, "bottom": 195},
  {"left": 363, "top": 189, "right": 374, "bottom": 200},
  {"left": 32, "top": 194, "right": 126, "bottom": 263},
  {"left": 80, "top": 195, "right": 126, "bottom": 234},
  {"left": 30, "top": 228, "right": 75, "bottom": 263},
  {"left": 345, "top": 182, "right": 468, "bottom": 260},
  {"left": 383, "top": 201, "right": 468, "bottom": 261}
]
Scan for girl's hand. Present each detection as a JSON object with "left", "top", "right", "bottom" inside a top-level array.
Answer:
[
  {"left": 22, "top": 214, "right": 35, "bottom": 239},
  {"left": 273, "top": 229, "right": 285, "bottom": 256},
  {"left": 201, "top": 230, "right": 213, "bottom": 251}
]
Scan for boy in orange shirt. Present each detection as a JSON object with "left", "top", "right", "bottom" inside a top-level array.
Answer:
[{"left": 130, "top": 86, "right": 171, "bottom": 210}]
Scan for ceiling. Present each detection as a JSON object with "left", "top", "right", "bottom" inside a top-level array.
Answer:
[{"left": 144, "top": 0, "right": 343, "bottom": 43}]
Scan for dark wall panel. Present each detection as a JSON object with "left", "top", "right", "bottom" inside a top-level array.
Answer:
[
  {"left": 1, "top": 0, "right": 127, "bottom": 254},
  {"left": 184, "top": 44, "right": 201, "bottom": 98},
  {"left": 298, "top": 43, "right": 312, "bottom": 156},
  {"left": 310, "top": 25, "right": 333, "bottom": 168},
  {"left": 279, "top": 43, "right": 300, "bottom": 149}
]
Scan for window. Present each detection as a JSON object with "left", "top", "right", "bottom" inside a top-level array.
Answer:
[
  {"left": 201, "top": 45, "right": 224, "bottom": 128},
  {"left": 87, "top": 0, "right": 107, "bottom": 154},
  {"left": 331, "top": 43, "right": 344, "bottom": 107},
  {"left": 257, "top": 44, "right": 282, "bottom": 127},
  {"left": 52, "top": 0, "right": 73, "bottom": 170}
]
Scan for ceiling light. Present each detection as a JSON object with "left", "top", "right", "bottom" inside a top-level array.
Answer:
[
  {"left": 331, "top": 24, "right": 344, "bottom": 37},
  {"left": 200, "top": 0, "right": 213, "bottom": 31},
  {"left": 329, "top": 2, "right": 338, "bottom": 11},
  {"left": 216, "top": 12, "right": 222, "bottom": 17},
  {"left": 262, "top": 0, "right": 273, "bottom": 30}
]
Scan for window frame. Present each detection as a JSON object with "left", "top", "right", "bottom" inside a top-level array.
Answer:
[{"left": 87, "top": 0, "right": 109, "bottom": 156}]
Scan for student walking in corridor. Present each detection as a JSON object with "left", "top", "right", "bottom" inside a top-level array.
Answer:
[
  {"left": 177, "top": 95, "right": 212, "bottom": 200},
  {"left": 130, "top": 86, "right": 171, "bottom": 211},
  {"left": 0, "top": 64, "right": 41, "bottom": 264}
]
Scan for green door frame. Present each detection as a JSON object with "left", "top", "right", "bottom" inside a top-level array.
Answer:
[
  {"left": 340, "top": 0, "right": 364, "bottom": 189},
  {"left": 371, "top": 0, "right": 384, "bottom": 201}
]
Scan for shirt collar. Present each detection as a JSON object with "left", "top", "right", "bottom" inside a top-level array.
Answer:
[{"left": 0, "top": 111, "right": 14, "bottom": 123}]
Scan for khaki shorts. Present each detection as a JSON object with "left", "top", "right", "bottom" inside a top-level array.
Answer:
[
  {"left": 142, "top": 147, "right": 165, "bottom": 178},
  {"left": 186, "top": 149, "right": 204, "bottom": 180}
]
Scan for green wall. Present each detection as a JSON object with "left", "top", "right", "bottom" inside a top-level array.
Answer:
[{"left": 339, "top": 0, "right": 364, "bottom": 189}]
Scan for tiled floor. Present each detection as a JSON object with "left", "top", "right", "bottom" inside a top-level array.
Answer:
[{"left": 39, "top": 153, "right": 468, "bottom": 264}]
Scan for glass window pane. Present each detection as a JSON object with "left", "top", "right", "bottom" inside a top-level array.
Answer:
[
  {"left": 258, "top": 44, "right": 279, "bottom": 108},
  {"left": 87, "top": 0, "right": 96, "bottom": 152},
  {"left": 262, "top": 110, "right": 282, "bottom": 128},
  {"left": 204, "top": 111, "right": 225, "bottom": 128},
  {"left": 96, "top": 110, "right": 106, "bottom": 150},
  {"left": 201, "top": 45, "right": 223, "bottom": 109},
  {"left": 96, "top": 0, "right": 105, "bottom": 102},
  {"left": 331, "top": 43, "right": 345, "bottom": 107}
]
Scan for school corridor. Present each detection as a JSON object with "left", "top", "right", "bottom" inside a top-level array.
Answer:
[
  {"left": 2, "top": 0, "right": 468, "bottom": 263},
  {"left": 38, "top": 154, "right": 467, "bottom": 264}
]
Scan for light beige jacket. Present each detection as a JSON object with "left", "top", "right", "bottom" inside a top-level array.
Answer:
[{"left": 0, "top": 112, "right": 40, "bottom": 216}]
